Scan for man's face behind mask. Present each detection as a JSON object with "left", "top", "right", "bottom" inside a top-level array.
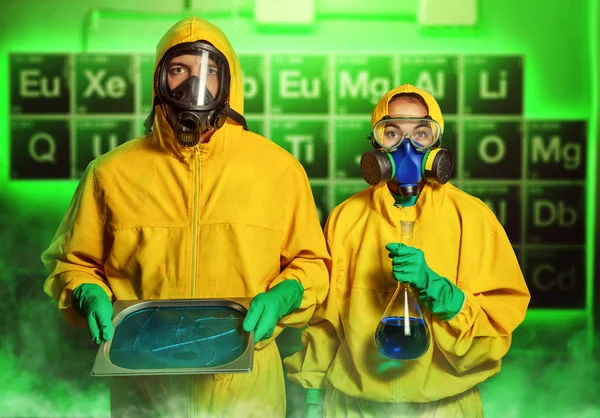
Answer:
[
  {"left": 155, "top": 42, "right": 232, "bottom": 147},
  {"left": 166, "top": 53, "right": 222, "bottom": 105}
]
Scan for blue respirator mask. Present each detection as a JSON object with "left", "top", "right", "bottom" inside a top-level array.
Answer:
[{"left": 360, "top": 116, "right": 454, "bottom": 196}]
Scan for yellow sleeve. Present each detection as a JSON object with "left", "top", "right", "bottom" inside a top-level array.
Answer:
[
  {"left": 432, "top": 224, "right": 530, "bottom": 373},
  {"left": 269, "top": 164, "right": 331, "bottom": 329},
  {"left": 283, "top": 217, "right": 342, "bottom": 389},
  {"left": 41, "top": 162, "right": 114, "bottom": 328}
]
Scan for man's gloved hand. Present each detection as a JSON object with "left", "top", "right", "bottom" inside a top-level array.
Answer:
[
  {"left": 242, "top": 279, "right": 304, "bottom": 341},
  {"left": 386, "top": 243, "right": 466, "bottom": 320},
  {"left": 71, "top": 283, "right": 114, "bottom": 345},
  {"left": 305, "top": 388, "right": 325, "bottom": 418}
]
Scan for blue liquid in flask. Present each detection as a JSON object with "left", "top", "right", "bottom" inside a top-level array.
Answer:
[{"left": 375, "top": 316, "right": 429, "bottom": 360}]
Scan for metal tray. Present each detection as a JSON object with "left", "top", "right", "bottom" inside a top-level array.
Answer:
[{"left": 91, "top": 298, "right": 254, "bottom": 376}]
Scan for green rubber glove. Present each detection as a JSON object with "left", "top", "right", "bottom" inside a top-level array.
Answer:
[
  {"left": 242, "top": 279, "right": 304, "bottom": 341},
  {"left": 386, "top": 243, "right": 465, "bottom": 320},
  {"left": 305, "top": 388, "right": 325, "bottom": 418},
  {"left": 72, "top": 283, "right": 114, "bottom": 345}
]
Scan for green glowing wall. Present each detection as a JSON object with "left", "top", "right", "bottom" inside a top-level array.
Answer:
[{"left": 0, "top": 0, "right": 598, "bottom": 417}]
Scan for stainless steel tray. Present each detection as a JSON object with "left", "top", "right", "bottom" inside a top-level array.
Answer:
[{"left": 91, "top": 298, "right": 254, "bottom": 376}]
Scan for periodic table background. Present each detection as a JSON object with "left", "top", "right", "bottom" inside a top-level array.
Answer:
[{"left": 9, "top": 52, "right": 588, "bottom": 312}]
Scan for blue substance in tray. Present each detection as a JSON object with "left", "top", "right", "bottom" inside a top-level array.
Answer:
[{"left": 109, "top": 306, "right": 248, "bottom": 370}]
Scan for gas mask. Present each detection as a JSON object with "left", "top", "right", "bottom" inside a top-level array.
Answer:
[
  {"left": 146, "top": 41, "right": 247, "bottom": 147},
  {"left": 360, "top": 116, "right": 454, "bottom": 196}
]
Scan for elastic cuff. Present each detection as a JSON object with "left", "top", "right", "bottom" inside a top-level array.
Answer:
[{"left": 306, "top": 388, "right": 325, "bottom": 405}]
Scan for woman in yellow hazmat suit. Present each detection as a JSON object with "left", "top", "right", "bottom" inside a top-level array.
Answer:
[
  {"left": 41, "top": 16, "right": 330, "bottom": 418},
  {"left": 285, "top": 84, "right": 530, "bottom": 417}
]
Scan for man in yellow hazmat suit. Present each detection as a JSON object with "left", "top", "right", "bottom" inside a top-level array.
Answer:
[
  {"left": 285, "top": 84, "right": 530, "bottom": 417},
  {"left": 41, "top": 16, "right": 330, "bottom": 417}
]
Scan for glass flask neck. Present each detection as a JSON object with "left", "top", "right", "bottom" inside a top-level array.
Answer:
[{"left": 399, "top": 220, "right": 415, "bottom": 246}]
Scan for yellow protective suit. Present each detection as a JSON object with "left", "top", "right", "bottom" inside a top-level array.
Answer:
[
  {"left": 284, "top": 85, "right": 530, "bottom": 416},
  {"left": 41, "top": 16, "right": 330, "bottom": 418}
]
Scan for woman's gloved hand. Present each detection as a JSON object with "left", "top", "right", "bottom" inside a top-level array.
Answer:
[
  {"left": 305, "top": 388, "right": 325, "bottom": 418},
  {"left": 242, "top": 279, "right": 304, "bottom": 341},
  {"left": 71, "top": 283, "right": 114, "bottom": 345},
  {"left": 386, "top": 243, "right": 466, "bottom": 320}
]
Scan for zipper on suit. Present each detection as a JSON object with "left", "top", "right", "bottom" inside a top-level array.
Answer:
[
  {"left": 190, "top": 147, "right": 200, "bottom": 418},
  {"left": 191, "top": 147, "right": 200, "bottom": 299}
]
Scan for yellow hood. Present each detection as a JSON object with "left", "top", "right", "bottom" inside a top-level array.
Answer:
[
  {"left": 371, "top": 84, "right": 444, "bottom": 134},
  {"left": 151, "top": 16, "right": 245, "bottom": 161}
]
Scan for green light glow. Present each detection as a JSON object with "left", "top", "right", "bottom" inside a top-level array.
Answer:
[
  {"left": 1, "top": 1, "right": 598, "bottom": 416},
  {"left": 586, "top": 0, "right": 598, "bottom": 341}
]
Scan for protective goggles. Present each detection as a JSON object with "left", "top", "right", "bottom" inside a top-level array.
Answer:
[{"left": 369, "top": 116, "right": 442, "bottom": 152}]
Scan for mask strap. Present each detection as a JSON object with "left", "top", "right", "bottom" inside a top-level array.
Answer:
[
  {"left": 226, "top": 106, "right": 248, "bottom": 130},
  {"left": 143, "top": 96, "right": 164, "bottom": 135},
  {"left": 145, "top": 96, "right": 249, "bottom": 133}
]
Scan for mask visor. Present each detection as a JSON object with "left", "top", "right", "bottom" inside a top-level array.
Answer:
[{"left": 157, "top": 42, "right": 229, "bottom": 112}]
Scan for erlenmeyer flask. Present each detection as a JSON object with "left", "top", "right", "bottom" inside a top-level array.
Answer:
[{"left": 375, "top": 221, "right": 431, "bottom": 360}]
